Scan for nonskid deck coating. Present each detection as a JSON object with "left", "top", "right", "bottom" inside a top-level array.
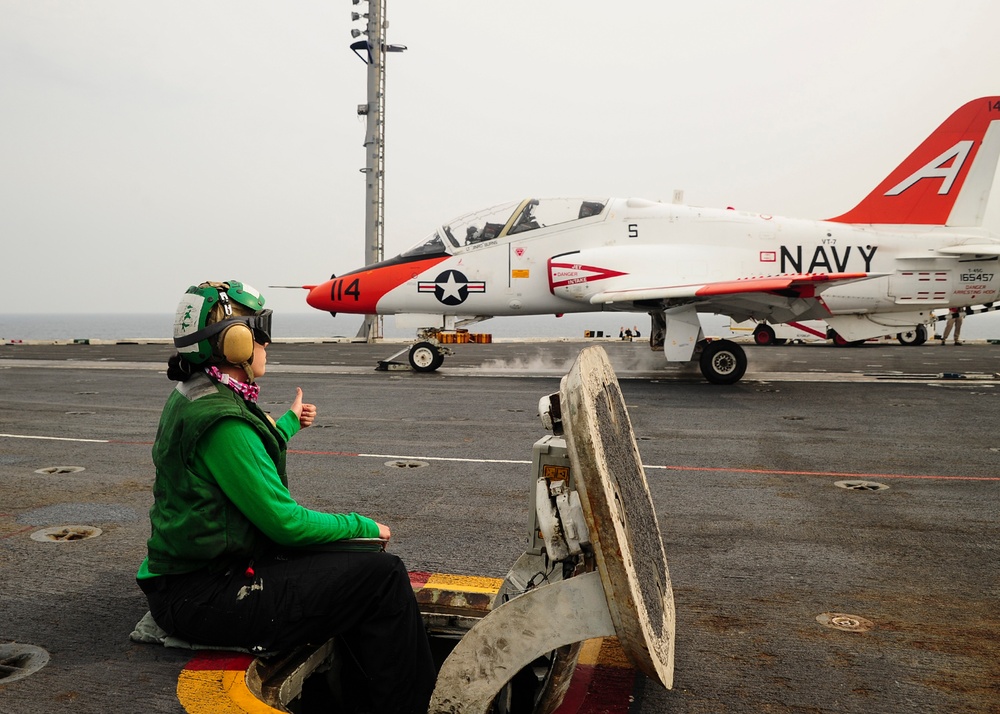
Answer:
[{"left": 0, "top": 340, "right": 997, "bottom": 713}]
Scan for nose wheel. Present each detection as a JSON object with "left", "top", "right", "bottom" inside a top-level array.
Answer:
[
  {"left": 408, "top": 341, "right": 445, "bottom": 372},
  {"left": 376, "top": 338, "right": 451, "bottom": 372}
]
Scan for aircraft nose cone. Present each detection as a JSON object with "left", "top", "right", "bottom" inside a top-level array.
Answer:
[
  {"left": 306, "top": 275, "right": 376, "bottom": 314},
  {"left": 305, "top": 284, "right": 329, "bottom": 311},
  {"left": 306, "top": 255, "right": 450, "bottom": 316}
]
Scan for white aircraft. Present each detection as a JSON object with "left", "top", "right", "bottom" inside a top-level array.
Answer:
[{"left": 304, "top": 97, "right": 1000, "bottom": 383}]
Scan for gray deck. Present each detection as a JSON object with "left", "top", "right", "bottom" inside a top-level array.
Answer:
[{"left": 1, "top": 339, "right": 997, "bottom": 713}]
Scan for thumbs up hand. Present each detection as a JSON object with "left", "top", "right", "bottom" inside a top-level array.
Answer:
[{"left": 291, "top": 387, "right": 317, "bottom": 428}]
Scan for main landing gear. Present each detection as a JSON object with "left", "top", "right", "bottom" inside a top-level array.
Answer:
[
  {"left": 698, "top": 339, "right": 747, "bottom": 385},
  {"left": 647, "top": 310, "right": 748, "bottom": 384}
]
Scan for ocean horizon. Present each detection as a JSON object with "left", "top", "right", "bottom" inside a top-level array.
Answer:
[
  {"left": 0, "top": 312, "right": 653, "bottom": 342},
  {"left": 4, "top": 311, "right": 1000, "bottom": 342}
]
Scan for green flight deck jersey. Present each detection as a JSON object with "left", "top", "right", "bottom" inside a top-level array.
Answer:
[{"left": 138, "top": 373, "right": 378, "bottom": 579}]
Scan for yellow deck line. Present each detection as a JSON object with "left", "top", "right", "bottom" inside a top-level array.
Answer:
[
  {"left": 178, "top": 667, "right": 281, "bottom": 713},
  {"left": 422, "top": 572, "right": 504, "bottom": 594}
]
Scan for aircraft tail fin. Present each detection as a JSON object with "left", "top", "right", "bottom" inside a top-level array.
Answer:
[{"left": 829, "top": 97, "right": 1000, "bottom": 227}]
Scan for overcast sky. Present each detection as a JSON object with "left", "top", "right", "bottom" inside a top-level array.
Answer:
[{"left": 3, "top": 0, "right": 1000, "bottom": 317}]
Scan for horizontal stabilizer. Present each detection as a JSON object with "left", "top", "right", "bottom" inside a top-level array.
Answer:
[{"left": 934, "top": 244, "right": 1000, "bottom": 257}]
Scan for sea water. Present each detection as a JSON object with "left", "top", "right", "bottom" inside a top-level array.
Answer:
[
  {"left": 0, "top": 312, "right": 655, "bottom": 342},
  {"left": 3, "top": 311, "right": 998, "bottom": 342}
]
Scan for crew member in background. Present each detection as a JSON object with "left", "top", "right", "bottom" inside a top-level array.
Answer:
[
  {"left": 940, "top": 307, "right": 964, "bottom": 346},
  {"left": 136, "top": 280, "right": 435, "bottom": 714}
]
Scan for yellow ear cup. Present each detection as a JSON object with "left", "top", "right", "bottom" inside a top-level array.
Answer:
[{"left": 217, "top": 322, "right": 255, "bottom": 365}]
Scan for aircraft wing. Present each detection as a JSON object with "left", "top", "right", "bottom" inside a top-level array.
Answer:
[{"left": 589, "top": 272, "right": 880, "bottom": 305}]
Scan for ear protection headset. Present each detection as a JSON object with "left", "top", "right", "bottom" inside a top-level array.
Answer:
[{"left": 212, "top": 292, "right": 256, "bottom": 366}]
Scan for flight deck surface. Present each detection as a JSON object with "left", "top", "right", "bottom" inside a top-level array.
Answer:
[{"left": 1, "top": 339, "right": 997, "bottom": 713}]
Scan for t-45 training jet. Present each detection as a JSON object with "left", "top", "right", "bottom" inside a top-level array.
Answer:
[{"left": 305, "top": 97, "right": 1000, "bottom": 384}]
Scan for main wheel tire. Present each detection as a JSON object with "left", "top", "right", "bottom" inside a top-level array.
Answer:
[
  {"left": 896, "top": 325, "right": 928, "bottom": 346},
  {"left": 753, "top": 324, "right": 777, "bottom": 346},
  {"left": 408, "top": 341, "right": 444, "bottom": 372},
  {"left": 699, "top": 339, "right": 748, "bottom": 385}
]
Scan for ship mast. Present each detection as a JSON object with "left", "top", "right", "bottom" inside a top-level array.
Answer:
[{"left": 351, "top": 0, "right": 405, "bottom": 341}]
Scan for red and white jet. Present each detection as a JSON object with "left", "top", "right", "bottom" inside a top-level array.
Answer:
[{"left": 305, "top": 97, "right": 1000, "bottom": 383}]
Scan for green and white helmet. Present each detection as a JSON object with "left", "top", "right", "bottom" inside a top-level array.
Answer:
[{"left": 172, "top": 281, "right": 268, "bottom": 364}]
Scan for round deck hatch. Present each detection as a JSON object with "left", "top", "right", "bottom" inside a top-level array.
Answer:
[{"left": 0, "top": 644, "right": 50, "bottom": 684}]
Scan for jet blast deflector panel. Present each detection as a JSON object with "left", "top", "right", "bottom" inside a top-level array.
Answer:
[
  {"left": 560, "top": 346, "right": 675, "bottom": 688},
  {"left": 430, "top": 345, "right": 674, "bottom": 713}
]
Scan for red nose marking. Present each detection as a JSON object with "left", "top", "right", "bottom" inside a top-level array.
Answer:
[{"left": 306, "top": 256, "right": 448, "bottom": 314}]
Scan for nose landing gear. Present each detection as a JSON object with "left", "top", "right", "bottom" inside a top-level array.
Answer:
[
  {"left": 408, "top": 341, "right": 446, "bottom": 372},
  {"left": 376, "top": 333, "right": 452, "bottom": 373}
]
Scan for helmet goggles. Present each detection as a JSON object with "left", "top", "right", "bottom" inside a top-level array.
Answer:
[
  {"left": 244, "top": 309, "right": 273, "bottom": 345},
  {"left": 174, "top": 309, "right": 272, "bottom": 349}
]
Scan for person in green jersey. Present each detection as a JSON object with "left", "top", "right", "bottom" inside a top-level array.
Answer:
[{"left": 136, "top": 280, "right": 435, "bottom": 713}]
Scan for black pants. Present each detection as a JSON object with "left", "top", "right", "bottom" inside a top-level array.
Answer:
[{"left": 139, "top": 550, "right": 435, "bottom": 714}]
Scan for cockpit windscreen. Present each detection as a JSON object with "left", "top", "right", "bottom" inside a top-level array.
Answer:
[{"left": 399, "top": 198, "right": 608, "bottom": 257}]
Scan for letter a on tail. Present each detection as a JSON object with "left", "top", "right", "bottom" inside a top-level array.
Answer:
[{"left": 830, "top": 97, "right": 1000, "bottom": 227}]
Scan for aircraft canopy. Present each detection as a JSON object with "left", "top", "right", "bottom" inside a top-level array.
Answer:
[{"left": 401, "top": 198, "right": 608, "bottom": 258}]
